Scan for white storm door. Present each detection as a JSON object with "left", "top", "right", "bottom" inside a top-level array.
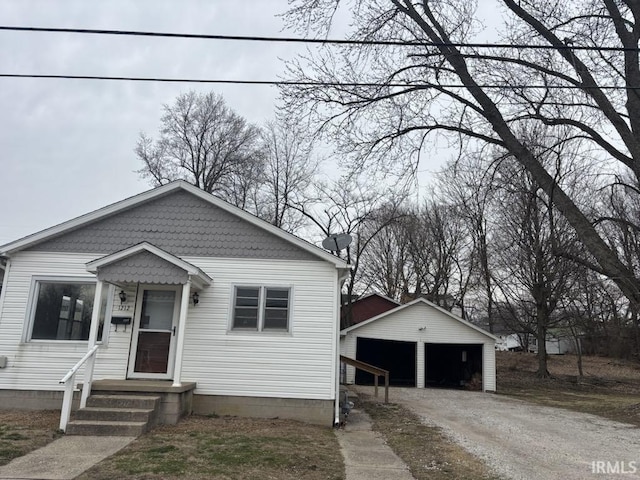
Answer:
[{"left": 128, "top": 286, "right": 181, "bottom": 379}]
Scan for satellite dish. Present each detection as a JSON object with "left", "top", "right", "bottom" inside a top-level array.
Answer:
[{"left": 322, "top": 233, "right": 352, "bottom": 252}]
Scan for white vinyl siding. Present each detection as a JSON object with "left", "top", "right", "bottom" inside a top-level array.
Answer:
[
  {"left": 0, "top": 252, "right": 133, "bottom": 391},
  {"left": 0, "top": 251, "right": 338, "bottom": 401},
  {"left": 340, "top": 302, "right": 496, "bottom": 392},
  {"left": 180, "top": 256, "right": 337, "bottom": 400}
]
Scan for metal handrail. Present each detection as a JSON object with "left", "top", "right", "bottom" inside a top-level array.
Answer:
[
  {"left": 340, "top": 355, "right": 389, "bottom": 403},
  {"left": 58, "top": 345, "right": 99, "bottom": 432}
]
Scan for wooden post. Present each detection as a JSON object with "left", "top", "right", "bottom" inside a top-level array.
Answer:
[
  {"left": 384, "top": 373, "right": 389, "bottom": 403},
  {"left": 374, "top": 374, "right": 379, "bottom": 398}
]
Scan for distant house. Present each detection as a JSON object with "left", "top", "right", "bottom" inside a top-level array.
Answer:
[
  {"left": 496, "top": 332, "right": 577, "bottom": 355},
  {"left": 340, "top": 298, "right": 497, "bottom": 392},
  {"left": 0, "top": 181, "right": 349, "bottom": 427},
  {"left": 495, "top": 333, "right": 526, "bottom": 351},
  {"left": 342, "top": 292, "right": 399, "bottom": 325},
  {"left": 529, "top": 332, "right": 577, "bottom": 355}
]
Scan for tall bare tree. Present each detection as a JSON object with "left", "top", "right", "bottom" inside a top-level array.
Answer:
[
  {"left": 136, "top": 91, "right": 263, "bottom": 202},
  {"left": 282, "top": 0, "right": 640, "bottom": 310},
  {"left": 288, "top": 175, "right": 406, "bottom": 327},
  {"left": 256, "top": 120, "right": 319, "bottom": 233},
  {"left": 438, "top": 156, "right": 498, "bottom": 330},
  {"left": 359, "top": 211, "right": 414, "bottom": 301}
]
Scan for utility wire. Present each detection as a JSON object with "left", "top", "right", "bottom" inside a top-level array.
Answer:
[
  {"left": 1, "top": 73, "right": 637, "bottom": 90},
  {"left": 0, "top": 73, "right": 640, "bottom": 90},
  {"left": 0, "top": 25, "right": 638, "bottom": 52}
]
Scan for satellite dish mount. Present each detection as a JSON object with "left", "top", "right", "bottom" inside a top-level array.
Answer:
[{"left": 322, "top": 233, "right": 353, "bottom": 258}]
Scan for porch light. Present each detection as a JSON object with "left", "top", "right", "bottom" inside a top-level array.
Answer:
[
  {"left": 119, "top": 290, "right": 127, "bottom": 304},
  {"left": 192, "top": 292, "right": 199, "bottom": 306}
]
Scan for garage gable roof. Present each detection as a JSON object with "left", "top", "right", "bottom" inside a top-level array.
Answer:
[{"left": 341, "top": 298, "right": 498, "bottom": 341}]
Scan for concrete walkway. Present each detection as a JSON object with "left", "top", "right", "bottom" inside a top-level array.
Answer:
[
  {"left": 0, "top": 436, "right": 135, "bottom": 480},
  {"left": 337, "top": 408, "right": 416, "bottom": 480}
]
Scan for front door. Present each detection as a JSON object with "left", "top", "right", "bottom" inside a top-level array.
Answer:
[{"left": 128, "top": 286, "right": 181, "bottom": 379}]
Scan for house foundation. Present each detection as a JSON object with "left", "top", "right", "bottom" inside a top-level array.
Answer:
[{"left": 192, "top": 394, "right": 334, "bottom": 426}]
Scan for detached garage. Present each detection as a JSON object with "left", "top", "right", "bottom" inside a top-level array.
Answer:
[{"left": 340, "top": 298, "right": 497, "bottom": 392}]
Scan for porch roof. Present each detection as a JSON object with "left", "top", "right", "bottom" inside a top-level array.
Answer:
[{"left": 86, "top": 242, "right": 212, "bottom": 289}]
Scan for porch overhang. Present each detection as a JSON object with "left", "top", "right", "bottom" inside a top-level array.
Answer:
[{"left": 86, "top": 242, "right": 212, "bottom": 289}]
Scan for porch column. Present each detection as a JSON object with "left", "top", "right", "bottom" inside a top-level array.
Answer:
[
  {"left": 81, "top": 279, "right": 104, "bottom": 407},
  {"left": 173, "top": 279, "right": 191, "bottom": 387}
]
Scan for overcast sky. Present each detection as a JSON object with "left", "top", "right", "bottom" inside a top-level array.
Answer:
[
  {"left": 0, "top": 0, "right": 322, "bottom": 244},
  {"left": 0, "top": 1, "right": 502, "bottom": 246}
]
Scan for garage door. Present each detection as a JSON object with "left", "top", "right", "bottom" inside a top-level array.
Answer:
[
  {"left": 425, "top": 343, "right": 483, "bottom": 389},
  {"left": 355, "top": 337, "right": 416, "bottom": 386}
]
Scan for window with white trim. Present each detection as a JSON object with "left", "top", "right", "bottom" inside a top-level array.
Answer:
[
  {"left": 231, "top": 286, "right": 290, "bottom": 332},
  {"left": 29, "top": 279, "right": 108, "bottom": 341}
]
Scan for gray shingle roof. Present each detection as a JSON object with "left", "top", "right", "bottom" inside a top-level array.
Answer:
[
  {"left": 29, "top": 190, "right": 318, "bottom": 261},
  {"left": 97, "top": 250, "right": 189, "bottom": 285}
]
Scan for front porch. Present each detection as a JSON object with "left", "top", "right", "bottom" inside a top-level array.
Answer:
[
  {"left": 88, "top": 379, "right": 196, "bottom": 425},
  {"left": 65, "top": 379, "right": 197, "bottom": 435},
  {"left": 58, "top": 242, "right": 212, "bottom": 432}
]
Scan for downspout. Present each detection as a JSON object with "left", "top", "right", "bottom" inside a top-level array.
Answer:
[
  {"left": 334, "top": 266, "right": 352, "bottom": 427},
  {"left": 0, "top": 257, "right": 10, "bottom": 324}
]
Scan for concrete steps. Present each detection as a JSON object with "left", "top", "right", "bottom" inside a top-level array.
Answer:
[{"left": 66, "top": 394, "right": 160, "bottom": 436}]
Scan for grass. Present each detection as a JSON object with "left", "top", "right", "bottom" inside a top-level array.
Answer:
[
  {"left": 359, "top": 395, "right": 501, "bottom": 480},
  {"left": 75, "top": 415, "right": 344, "bottom": 480},
  {"left": 497, "top": 351, "right": 640, "bottom": 426},
  {"left": 0, "top": 410, "right": 60, "bottom": 466},
  {"left": 2, "top": 352, "right": 638, "bottom": 478}
]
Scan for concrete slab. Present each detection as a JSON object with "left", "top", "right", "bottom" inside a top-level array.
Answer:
[
  {"left": 335, "top": 430, "right": 384, "bottom": 448},
  {"left": 0, "top": 436, "right": 135, "bottom": 480},
  {"left": 337, "top": 408, "right": 416, "bottom": 480},
  {"left": 339, "top": 442, "right": 409, "bottom": 468},
  {"left": 345, "top": 465, "right": 416, "bottom": 480}
]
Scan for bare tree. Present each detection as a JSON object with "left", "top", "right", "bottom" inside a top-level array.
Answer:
[
  {"left": 403, "top": 200, "right": 472, "bottom": 311},
  {"left": 281, "top": 0, "right": 640, "bottom": 311},
  {"left": 136, "top": 91, "right": 263, "bottom": 202},
  {"left": 359, "top": 211, "right": 414, "bottom": 301},
  {"left": 438, "top": 155, "right": 498, "bottom": 331},
  {"left": 491, "top": 154, "right": 584, "bottom": 376},
  {"left": 288, "top": 175, "right": 407, "bottom": 327},
  {"left": 256, "top": 120, "right": 319, "bottom": 233}
]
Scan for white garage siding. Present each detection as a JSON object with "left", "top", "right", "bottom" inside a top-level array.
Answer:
[
  {"left": 340, "top": 299, "right": 497, "bottom": 392},
  {"left": 0, "top": 251, "right": 338, "bottom": 401}
]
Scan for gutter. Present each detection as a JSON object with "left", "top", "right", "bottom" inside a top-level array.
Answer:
[{"left": 334, "top": 266, "right": 352, "bottom": 427}]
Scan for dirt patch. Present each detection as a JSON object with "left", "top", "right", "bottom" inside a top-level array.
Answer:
[
  {"left": 0, "top": 410, "right": 60, "bottom": 466},
  {"left": 359, "top": 394, "right": 500, "bottom": 480},
  {"left": 497, "top": 352, "right": 640, "bottom": 425},
  {"left": 76, "top": 415, "right": 344, "bottom": 480}
]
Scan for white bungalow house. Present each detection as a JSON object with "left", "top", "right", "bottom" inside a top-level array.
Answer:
[{"left": 0, "top": 181, "right": 349, "bottom": 429}]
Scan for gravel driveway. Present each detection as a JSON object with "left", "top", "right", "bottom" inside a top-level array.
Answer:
[{"left": 361, "top": 387, "right": 640, "bottom": 480}]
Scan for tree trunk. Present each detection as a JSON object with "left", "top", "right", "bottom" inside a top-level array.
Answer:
[
  {"left": 536, "top": 308, "right": 551, "bottom": 378},
  {"left": 576, "top": 336, "right": 584, "bottom": 379}
]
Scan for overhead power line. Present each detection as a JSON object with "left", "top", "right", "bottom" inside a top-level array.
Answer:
[
  {"left": 0, "top": 25, "right": 638, "bottom": 52},
  {"left": 0, "top": 73, "right": 637, "bottom": 90}
]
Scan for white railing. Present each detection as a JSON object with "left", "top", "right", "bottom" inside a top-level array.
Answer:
[{"left": 58, "top": 345, "right": 99, "bottom": 432}]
